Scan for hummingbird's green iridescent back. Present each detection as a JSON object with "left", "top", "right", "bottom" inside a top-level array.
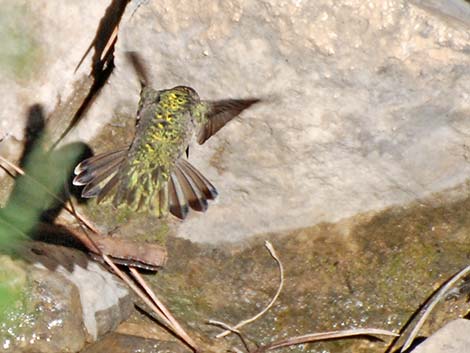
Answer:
[
  {"left": 113, "top": 86, "right": 204, "bottom": 215},
  {"left": 73, "top": 83, "right": 259, "bottom": 219}
]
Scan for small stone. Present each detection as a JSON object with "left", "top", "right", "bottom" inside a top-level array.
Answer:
[{"left": 410, "top": 319, "right": 470, "bottom": 353}]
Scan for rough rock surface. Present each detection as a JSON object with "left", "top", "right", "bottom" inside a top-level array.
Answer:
[
  {"left": 1, "top": 0, "right": 470, "bottom": 243},
  {"left": 0, "top": 1, "right": 110, "bottom": 142},
  {"left": 31, "top": 242, "right": 132, "bottom": 340},
  {"left": 0, "top": 242, "right": 132, "bottom": 353},
  {"left": 410, "top": 319, "right": 470, "bottom": 353},
  {"left": 1, "top": 2, "right": 470, "bottom": 353}
]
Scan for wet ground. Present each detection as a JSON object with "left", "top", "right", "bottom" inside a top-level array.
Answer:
[{"left": 100, "top": 183, "right": 470, "bottom": 353}]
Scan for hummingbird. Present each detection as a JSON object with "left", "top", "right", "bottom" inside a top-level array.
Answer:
[{"left": 73, "top": 67, "right": 259, "bottom": 219}]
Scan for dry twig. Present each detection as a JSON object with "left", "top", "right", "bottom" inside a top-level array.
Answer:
[
  {"left": 211, "top": 241, "right": 284, "bottom": 339},
  {"left": 253, "top": 328, "right": 399, "bottom": 353},
  {"left": 129, "top": 267, "right": 198, "bottom": 349}
]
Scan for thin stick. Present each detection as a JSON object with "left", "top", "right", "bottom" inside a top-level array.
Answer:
[
  {"left": 100, "top": 24, "right": 119, "bottom": 62},
  {"left": 209, "top": 320, "right": 242, "bottom": 335},
  {"left": 400, "top": 264, "right": 470, "bottom": 352},
  {"left": 254, "top": 328, "right": 399, "bottom": 353},
  {"left": 129, "top": 267, "right": 198, "bottom": 350},
  {"left": 214, "top": 241, "right": 284, "bottom": 338},
  {"left": 102, "top": 254, "right": 179, "bottom": 331}
]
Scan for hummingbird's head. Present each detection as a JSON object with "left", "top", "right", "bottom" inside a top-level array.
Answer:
[
  {"left": 158, "top": 86, "right": 201, "bottom": 112},
  {"left": 136, "top": 86, "right": 160, "bottom": 117},
  {"left": 169, "top": 86, "right": 200, "bottom": 102},
  {"left": 139, "top": 86, "right": 160, "bottom": 104}
]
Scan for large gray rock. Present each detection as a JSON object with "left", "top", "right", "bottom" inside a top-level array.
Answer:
[
  {"left": 0, "top": 1, "right": 469, "bottom": 245},
  {"left": 37, "top": 0, "right": 470, "bottom": 243},
  {"left": 1, "top": 253, "right": 87, "bottom": 353}
]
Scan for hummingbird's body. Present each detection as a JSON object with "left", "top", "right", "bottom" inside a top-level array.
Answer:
[{"left": 73, "top": 85, "right": 258, "bottom": 219}]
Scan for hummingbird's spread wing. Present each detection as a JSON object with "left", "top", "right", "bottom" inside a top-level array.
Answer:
[{"left": 197, "top": 98, "right": 260, "bottom": 144}]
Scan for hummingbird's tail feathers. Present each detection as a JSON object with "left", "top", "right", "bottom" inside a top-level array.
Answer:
[
  {"left": 177, "top": 159, "right": 218, "bottom": 200},
  {"left": 167, "top": 159, "right": 217, "bottom": 219},
  {"left": 74, "top": 155, "right": 123, "bottom": 188},
  {"left": 73, "top": 149, "right": 127, "bottom": 198},
  {"left": 173, "top": 162, "right": 208, "bottom": 212},
  {"left": 197, "top": 98, "right": 260, "bottom": 144},
  {"left": 168, "top": 173, "right": 189, "bottom": 219},
  {"left": 97, "top": 174, "right": 120, "bottom": 203},
  {"left": 110, "top": 165, "right": 169, "bottom": 218}
]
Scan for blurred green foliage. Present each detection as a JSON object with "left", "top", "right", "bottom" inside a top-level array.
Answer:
[{"left": 0, "top": 136, "right": 84, "bottom": 323}]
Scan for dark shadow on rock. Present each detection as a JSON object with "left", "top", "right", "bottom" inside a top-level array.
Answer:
[
  {"left": 1, "top": 103, "right": 50, "bottom": 236},
  {"left": 52, "top": 0, "right": 130, "bottom": 148},
  {"left": 23, "top": 238, "right": 90, "bottom": 273},
  {"left": 82, "top": 0, "right": 129, "bottom": 76},
  {"left": 51, "top": 64, "right": 115, "bottom": 149},
  {"left": 20, "top": 104, "right": 45, "bottom": 168}
]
